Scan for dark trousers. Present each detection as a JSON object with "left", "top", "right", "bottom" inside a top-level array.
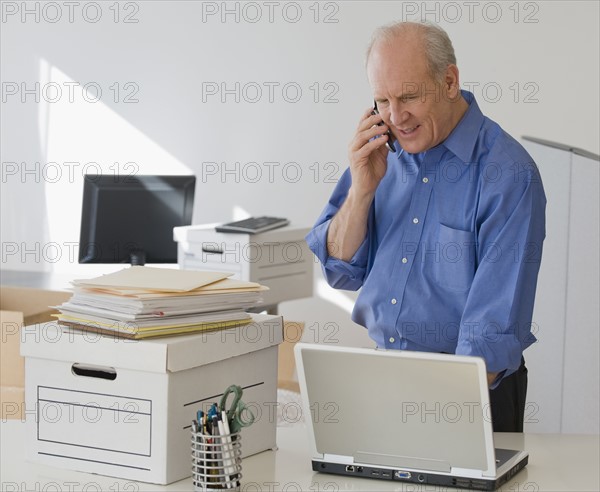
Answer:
[{"left": 489, "top": 357, "right": 528, "bottom": 432}]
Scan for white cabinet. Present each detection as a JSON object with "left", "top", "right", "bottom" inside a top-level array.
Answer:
[{"left": 522, "top": 137, "right": 599, "bottom": 434}]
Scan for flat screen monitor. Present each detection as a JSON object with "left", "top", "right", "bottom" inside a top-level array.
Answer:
[{"left": 79, "top": 175, "right": 196, "bottom": 265}]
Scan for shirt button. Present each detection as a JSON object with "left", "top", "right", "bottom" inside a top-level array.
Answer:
[
  {"left": 389, "top": 337, "right": 395, "bottom": 343},
  {"left": 402, "top": 257, "right": 408, "bottom": 264},
  {"left": 422, "top": 177, "right": 429, "bottom": 183},
  {"left": 412, "top": 217, "right": 419, "bottom": 224},
  {"left": 391, "top": 298, "right": 397, "bottom": 305}
]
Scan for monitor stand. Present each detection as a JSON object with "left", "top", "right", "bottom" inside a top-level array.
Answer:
[{"left": 129, "top": 250, "right": 147, "bottom": 266}]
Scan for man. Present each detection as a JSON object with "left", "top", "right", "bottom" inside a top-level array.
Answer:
[{"left": 306, "top": 21, "right": 546, "bottom": 432}]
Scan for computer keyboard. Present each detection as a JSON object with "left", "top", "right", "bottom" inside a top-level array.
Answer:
[{"left": 215, "top": 216, "right": 290, "bottom": 234}]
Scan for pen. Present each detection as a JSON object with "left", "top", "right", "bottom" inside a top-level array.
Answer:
[
  {"left": 220, "top": 409, "right": 236, "bottom": 489},
  {"left": 191, "top": 419, "right": 204, "bottom": 484},
  {"left": 197, "top": 409, "right": 204, "bottom": 425},
  {"left": 211, "top": 414, "right": 222, "bottom": 486}
]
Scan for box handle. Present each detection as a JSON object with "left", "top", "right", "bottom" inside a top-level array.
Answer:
[
  {"left": 71, "top": 363, "right": 117, "bottom": 381},
  {"left": 202, "top": 244, "right": 223, "bottom": 254}
]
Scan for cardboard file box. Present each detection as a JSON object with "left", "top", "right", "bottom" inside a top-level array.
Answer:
[
  {"left": 1, "top": 286, "right": 71, "bottom": 420},
  {"left": 21, "top": 314, "right": 283, "bottom": 484},
  {"left": 174, "top": 225, "right": 313, "bottom": 308}
]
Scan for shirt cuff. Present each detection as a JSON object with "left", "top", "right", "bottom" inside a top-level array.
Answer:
[
  {"left": 305, "top": 219, "right": 369, "bottom": 280},
  {"left": 455, "top": 337, "right": 520, "bottom": 389},
  {"left": 488, "top": 370, "right": 507, "bottom": 390}
]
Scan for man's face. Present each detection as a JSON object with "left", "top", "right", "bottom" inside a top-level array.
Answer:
[{"left": 367, "top": 36, "right": 461, "bottom": 154}]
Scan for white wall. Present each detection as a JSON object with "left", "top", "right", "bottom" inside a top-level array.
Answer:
[{"left": 2, "top": 1, "right": 599, "bottom": 429}]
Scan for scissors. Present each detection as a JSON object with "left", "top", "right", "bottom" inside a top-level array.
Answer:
[{"left": 219, "top": 384, "right": 255, "bottom": 433}]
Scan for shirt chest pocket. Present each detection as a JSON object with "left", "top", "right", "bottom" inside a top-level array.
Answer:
[{"left": 432, "top": 223, "right": 476, "bottom": 292}]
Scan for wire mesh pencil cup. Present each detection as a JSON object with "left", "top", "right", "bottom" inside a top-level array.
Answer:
[{"left": 191, "top": 426, "right": 242, "bottom": 491}]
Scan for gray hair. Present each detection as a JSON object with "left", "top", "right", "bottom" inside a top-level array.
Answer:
[{"left": 366, "top": 21, "right": 457, "bottom": 81}]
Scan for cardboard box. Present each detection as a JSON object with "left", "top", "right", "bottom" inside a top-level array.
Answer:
[
  {"left": 21, "top": 315, "right": 283, "bottom": 484},
  {"left": 1, "top": 386, "right": 25, "bottom": 420},
  {"left": 278, "top": 321, "right": 304, "bottom": 393},
  {"left": 1, "top": 286, "right": 71, "bottom": 419}
]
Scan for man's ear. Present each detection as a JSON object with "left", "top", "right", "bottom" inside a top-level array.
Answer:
[{"left": 445, "top": 64, "right": 461, "bottom": 101}]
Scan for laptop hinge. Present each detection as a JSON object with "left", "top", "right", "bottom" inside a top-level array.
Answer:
[
  {"left": 323, "top": 453, "right": 353, "bottom": 464},
  {"left": 355, "top": 451, "right": 451, "bottom": 472},
  {"left": 451, "top": 467, "right": 486, "bottom": 478}
]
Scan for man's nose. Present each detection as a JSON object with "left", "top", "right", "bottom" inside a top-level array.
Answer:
[{"left": 388, "top": 103, "right": 409, "bottom": 127}]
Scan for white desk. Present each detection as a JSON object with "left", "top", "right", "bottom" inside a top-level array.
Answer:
[
  {"left": 0, "top": 269, "right": 74, "bottom": 292},
  {"left": 1, "top": 420, "right": 598, "bottom": 491}
]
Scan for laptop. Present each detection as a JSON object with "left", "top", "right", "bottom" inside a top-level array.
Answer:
[{"left": 294, "top": 343, "right": 528, "bottom": 490}]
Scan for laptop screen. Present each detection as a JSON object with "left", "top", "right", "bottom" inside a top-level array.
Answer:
[{"left": 295, "top": 344, "right": 496, "bottom": 475}]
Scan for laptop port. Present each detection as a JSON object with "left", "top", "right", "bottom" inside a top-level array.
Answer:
[
  {"left": 356, "top": 466, "right": 363, "bottom": 473},
  {"left": 371, "top": 471, "right": 380, "bottom": 476},
  {"left": 382, "top": 472, "right": 391, "bottom": 478},
  {"left": 345, "top": 465, "right": 355, "bottom": 472},
  {"left": 395, "top": 471, "right": 412, "bottom": 480},
  {"left": 418, "top": 474, "right": 425, "bottom": 483}
]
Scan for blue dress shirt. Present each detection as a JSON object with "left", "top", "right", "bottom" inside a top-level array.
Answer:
[{"left": 306, "top": 91, "right": 546, "bottom": 383}]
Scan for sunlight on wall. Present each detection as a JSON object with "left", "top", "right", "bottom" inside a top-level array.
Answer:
[
  {"left": 232, "top": 205, "right": 251, "bottom": 221},
  {"left": 40, "top": 60, "right": 191, "bottom": 274},
  {"left": 316, "top": 278, "right": 354, "bottom": 314},
  {"left": 38, "top": 59, "right": 50, "bottom": 160}
]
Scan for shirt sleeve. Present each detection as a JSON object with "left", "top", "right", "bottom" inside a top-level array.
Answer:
[
  {"left": 305, "top": 168, "right": 371, "bottom": 291},
  {"left": 455, "top": 154, "right": 546, "bottom": 387}
]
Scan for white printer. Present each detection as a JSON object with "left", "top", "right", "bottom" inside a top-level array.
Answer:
[{"left": 174, "top": 224, "right": 313, "bottom": 312}]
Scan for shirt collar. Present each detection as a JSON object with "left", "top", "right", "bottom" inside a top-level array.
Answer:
[{"left": 441, "top": 90, "right": 484, "bottom": 163}]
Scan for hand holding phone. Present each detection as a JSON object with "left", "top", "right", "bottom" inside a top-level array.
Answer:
[
  {"left": 371, "top": 100, "right": 396, "bottom": 153},
  {"left": 345, "top": 105, "right": 391, "bottom": 199}
]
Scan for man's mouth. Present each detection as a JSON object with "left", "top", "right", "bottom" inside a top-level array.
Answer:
[{"left": 399, "top": 125, "right": 421, "bottom": 135}]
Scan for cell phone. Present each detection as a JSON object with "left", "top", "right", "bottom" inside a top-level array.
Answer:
[{"left": 371, "top": 100, "right": 396, "bottom": 153}]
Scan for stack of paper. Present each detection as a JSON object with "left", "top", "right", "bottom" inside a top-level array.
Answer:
[{"left": 54, "top": 267, "right": 268, "bottom": 339}]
